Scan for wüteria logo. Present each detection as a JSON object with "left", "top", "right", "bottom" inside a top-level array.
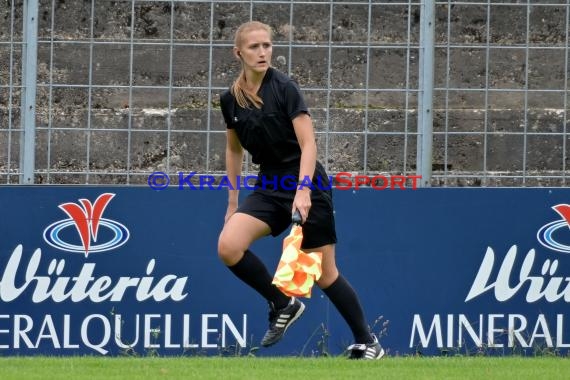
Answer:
[
  {"left": 537, "top": 204, "right": 570, "bottom": 254},
  {"left": 43, "top": 193, "right": 129, "bottom": 257}
]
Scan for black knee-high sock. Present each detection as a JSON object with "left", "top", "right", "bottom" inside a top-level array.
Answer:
[
  {"left": 322, "top": 274, "right": 374, "bottom": 344},
  {"left": 227, "top": 250, "right": 290, "bottom": 309}
]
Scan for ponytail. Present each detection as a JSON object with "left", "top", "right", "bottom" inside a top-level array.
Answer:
[{"left": 231, "top": 71, "right": 264, "bottom": 109}]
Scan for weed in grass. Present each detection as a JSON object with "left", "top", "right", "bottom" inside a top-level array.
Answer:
[
  {"left": 315, "top": 323, "right": 331, "bottom": 357},
  {"left": 110, "top": 307, "right": 139, "bottom": 357},
  {"left": 181, "top": 342, "right": 208, "bottom": 357},
  {"left": 299, "top": 323, "right": 328, "bottom": 357},
  {"left": 216, "top": 334, "right": 259, "bottom": 357},
  {"left": 145, "top": 328, "right": 161, "bottom": 357}
]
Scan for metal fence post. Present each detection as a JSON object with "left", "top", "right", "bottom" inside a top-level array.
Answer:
[
  {"left": 417, "top": 0, "right": 435, "bottom": 187},
  {"left": 19, "top": 0, "right": 39, "bottom": 184}
]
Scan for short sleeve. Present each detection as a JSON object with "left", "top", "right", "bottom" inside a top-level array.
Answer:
[
  {"left": 283, "top": 80, "right": 309, "bottom": 120},
  {"left": 220, "top": 90, "right": 234, "bottom": 129}
]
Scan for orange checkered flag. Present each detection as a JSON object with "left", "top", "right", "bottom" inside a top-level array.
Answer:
[{"left": 272, "top": 210, "right": 323, "bottom": 298}]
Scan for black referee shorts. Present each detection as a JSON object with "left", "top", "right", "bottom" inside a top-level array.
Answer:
[{"left": 236, "top": 165, "right": 337, "bottom": 250}]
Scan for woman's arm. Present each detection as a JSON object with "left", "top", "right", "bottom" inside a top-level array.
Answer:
[
  {"left": 292, "top": 112, "right": 317, "bottom": 223},
  {"left": 225, "top": 128, "right": 244, "bottom": 223}
]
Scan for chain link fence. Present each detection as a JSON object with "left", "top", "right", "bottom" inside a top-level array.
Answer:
[{"left": 1, "top": 0, "right": 568, "bottom": 186}]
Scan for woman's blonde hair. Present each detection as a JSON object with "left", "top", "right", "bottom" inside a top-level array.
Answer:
[{"left": 231, "top": 21, "right": 273, "bottom": 109}]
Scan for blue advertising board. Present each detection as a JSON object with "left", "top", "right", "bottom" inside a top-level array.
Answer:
[{"left": 1, "top": 186, "right": 570, "bottom": 356}]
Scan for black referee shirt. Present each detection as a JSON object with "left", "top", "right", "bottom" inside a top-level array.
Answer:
[{"left": 220, "top": 67, "right": 310, "bottom": 170}]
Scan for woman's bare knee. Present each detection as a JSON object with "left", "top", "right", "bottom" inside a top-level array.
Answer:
[
  {"left": 312, "top": 244, "right": 338, "bottom": 289},
  {"left": 317, "top": 268, "right": 339, "bottom": 289},
  {"left": 217, "top": 213, "right": 271, "bottom": 266},
  {"left": 217, "top": 231, "right": 244, "bottom": 265}
]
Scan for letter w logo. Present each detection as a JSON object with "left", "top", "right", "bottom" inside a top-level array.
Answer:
[{"left": 58, "top": 193, "right": 115, "bottom": 257}]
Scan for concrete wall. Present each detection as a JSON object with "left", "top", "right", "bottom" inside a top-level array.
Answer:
[{"left": 1, "top": 2, "right": 568, "bottom": 185}]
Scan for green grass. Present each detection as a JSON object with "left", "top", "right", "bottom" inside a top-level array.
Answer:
[{"left": 1, "top": 356, "right": 569, "bottom": 380}]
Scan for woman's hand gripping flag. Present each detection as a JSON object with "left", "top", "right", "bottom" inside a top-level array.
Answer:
[{"left": 272, "top": 210, "right": 323, "bottom": 298}]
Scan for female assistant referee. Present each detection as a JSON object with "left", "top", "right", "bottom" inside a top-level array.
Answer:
[{"left": 217, "top": 21, "right": 384, "bottom": 360}]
